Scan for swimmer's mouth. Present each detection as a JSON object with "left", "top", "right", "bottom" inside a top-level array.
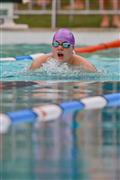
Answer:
[{"left": 57, "top": 52, "right": 64, "bottom": 58}]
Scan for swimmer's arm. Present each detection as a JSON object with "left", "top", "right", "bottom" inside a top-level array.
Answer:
[
  {"left": 73, "top": 55, "right": 97, "bottom": 72},
  {"left": 29, "top": 53, "right": 51, "bottom": 70}
]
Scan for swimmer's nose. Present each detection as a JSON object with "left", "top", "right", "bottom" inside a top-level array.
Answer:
[{"left": 57, "top": 45, "right": 63, "bottom": 50}]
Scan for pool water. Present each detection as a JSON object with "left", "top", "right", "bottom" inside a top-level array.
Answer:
[
  {"left": 0, "top": 44, "right": 120, "bottom": 180},
  {"left": 1, "top": 44, "right": 120, "bottom": 81},
  {"left": 0, "top": 81, "right": 120, "bottom": 180}
]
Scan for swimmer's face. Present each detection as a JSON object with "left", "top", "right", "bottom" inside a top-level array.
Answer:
[{"left": 52, "top": 41, "right": 74, "bottom": 62}]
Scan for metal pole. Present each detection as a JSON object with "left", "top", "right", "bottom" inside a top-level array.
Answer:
[
  {"left": 85, "top": 0, "right": 90, "bottom": 10},
  {"left": 51, "top": 0, "right": 57, "bottom": 29},
  {"left": 69, "top": 0, "right": 74, "bottom": 22}
]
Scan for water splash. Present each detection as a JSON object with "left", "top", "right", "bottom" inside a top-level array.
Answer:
[{"left": 1, "top": 56, "right": 119, "bottom": 82}]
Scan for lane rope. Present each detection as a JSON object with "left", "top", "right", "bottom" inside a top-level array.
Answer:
[
  {"left": 75, "top": 40, "right": 120, "bottom": 53},
  {"left": 0, "top": 93, "right": 120, "bottom": 134},
  {"left": 0, "top": 53, "right": 44, "bottom": 61},
  {"left": 1, "top": 40, "right": 120, "bottom": 61}
]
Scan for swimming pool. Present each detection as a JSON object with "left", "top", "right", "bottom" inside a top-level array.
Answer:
[{"left": 0, "top": 43, "right": 120, "bottom": 179}]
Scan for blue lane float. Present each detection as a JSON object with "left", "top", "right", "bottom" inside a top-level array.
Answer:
[
  {"left": 60, "top": 101, "right": 85, "bottom": 111},
  {"left": 104, "top": 93, "right": 120, "bottom": 107},
  {"left": 0, "top": 53, "right": 45, "bottom": 61},
  {"left": 15, "top": 55, "right": 33, "bottom": 61},
  {"left": 0, "top": 93, "right": 120, "bottom": 134},
  {"left": 6, "top": 109, "right": 37, "bottom": 123}
]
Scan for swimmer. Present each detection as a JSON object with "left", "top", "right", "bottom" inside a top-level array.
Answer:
[{"left": 29, "top": 28, "right": 96, "bottom": 72}]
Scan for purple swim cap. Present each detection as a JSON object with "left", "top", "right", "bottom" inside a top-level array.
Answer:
[{"left": 52, "top": 28, "right": 75, "bottom": 46}]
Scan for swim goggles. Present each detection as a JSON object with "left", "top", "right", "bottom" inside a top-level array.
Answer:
[{"left": 52, "top": 41, "right": 71, "bottom": 48}]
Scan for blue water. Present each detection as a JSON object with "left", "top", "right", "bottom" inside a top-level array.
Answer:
[
  {"left": 1, "top": 44, "right": 120, "bottom": 81},
  {"left": 1, "top": 81, "right": 120, "bottom": 180},
  {"left": 0, "top": 44, "right": 120, "bottom": 180}
]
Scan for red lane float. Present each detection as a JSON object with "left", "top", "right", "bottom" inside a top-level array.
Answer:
[{"left": 75, "top": 40, "right": 120, "bottom": 53}]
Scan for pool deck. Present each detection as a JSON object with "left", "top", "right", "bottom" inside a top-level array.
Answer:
[{"left": 1, "top": 28, "right": 120, "bottom": 45}]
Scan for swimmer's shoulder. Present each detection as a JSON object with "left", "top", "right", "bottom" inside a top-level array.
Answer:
[
  {"left": 71, "top": 54, "right": 97, "bottom": 72},
  {"left": 71, "top": 54, "right": 86, "bottom": 65}
]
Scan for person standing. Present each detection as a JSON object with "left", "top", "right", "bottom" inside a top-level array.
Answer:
[
  {"left": 100, "top": 0, "right": 120, "bottom": 28},
  {"left": 64, "top": 0, "right": 84, "bottom": 10}
]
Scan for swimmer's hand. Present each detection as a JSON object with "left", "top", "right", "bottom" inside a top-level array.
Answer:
[{"left": 29, "top": 53, "right": 52, "bottom": 70}]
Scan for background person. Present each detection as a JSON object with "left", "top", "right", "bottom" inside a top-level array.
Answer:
[
  {"left": 73, "top": 0, "right": 84, "bottom": 9},
  {"left": 100, "top": 0, "right": 120, "bottom": 28},
  {"left": 64, "top": 0, "right": 84, "bottom": 9},
  {"left": 37, "top": 0, "right": 51, "bottom": 8}
]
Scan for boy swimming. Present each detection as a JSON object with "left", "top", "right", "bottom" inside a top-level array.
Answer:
[{"left": 29, "top": 28, "right": 96, "bottom": 72}]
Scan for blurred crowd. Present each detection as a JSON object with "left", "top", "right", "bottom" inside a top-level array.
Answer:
[
  {"left": 36, "top": 0, "right": 120, "bottom": 28},
  {"left": 24, "top": 0, "right": 120, "bottom": 28}
]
